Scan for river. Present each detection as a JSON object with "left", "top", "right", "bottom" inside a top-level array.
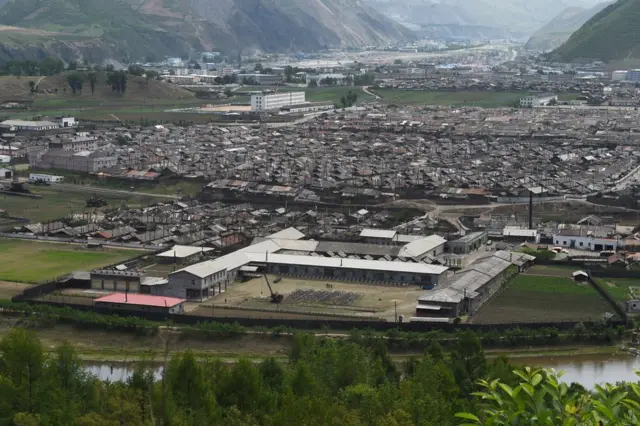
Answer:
[
  {"left": 511, "top": 352, "right": 640, "bottom": 389},
  {"left": 86, "top": 353, "right": 640, "bottom": 388}
]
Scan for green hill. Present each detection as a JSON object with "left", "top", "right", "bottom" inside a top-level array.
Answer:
[{"left": 551, "top": 0, "right": 640, "bottom": 62}]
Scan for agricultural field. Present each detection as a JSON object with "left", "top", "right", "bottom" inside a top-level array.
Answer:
[
  {"left": 595, "top": 277, "right": 640, "bottom": 301},
  {"left": 203, "top": 275, "right": 424, "bottom": 321},
  {"left": 0, "top": 239, "right": 138, "bottom": 283},
  {"left": 473, "top": 275, "right": 614, "bottom": 324},
  {"left": 1, "top": 185, "right": 160, "bottom": 222}
]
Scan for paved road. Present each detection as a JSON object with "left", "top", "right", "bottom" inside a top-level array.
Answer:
[{"left": 362, "top": 86, "right": 381, "bottom": 100}]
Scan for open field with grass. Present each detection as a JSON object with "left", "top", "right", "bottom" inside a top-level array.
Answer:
[
  {"left": 524, "top": 264, "right": 578, "bottom": 277},
  {"left": 473, "top": 275, "right": 613, "bottom": 324},
  {"left": 203, "top": 275, "right": 422, "bottom": 321},
  {"left": 0, "top": 281, "right": 30, "bottom": 300},
  {"left": 595, "top": 277, "right": 640, "bottom": 301},
  {"left": 1, "top": 185, "right": 161, "bottom": 222},
  {"left": 0, "top": 239, "right": 138, "bottom": 283}
]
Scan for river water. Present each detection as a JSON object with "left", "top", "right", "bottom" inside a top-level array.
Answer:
[
  {"left": 511, "top": 353, "right": 640, "bottom": 389},
  {"left": 86, "top": 353, "right": 640, "bottom": 388}
]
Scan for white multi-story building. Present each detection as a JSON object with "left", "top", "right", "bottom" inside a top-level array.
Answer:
[
  {"left": 520, "top": 94, "right": 558, "bottom": 108},
  {"left": 251, "top": 92, "right": 306, "bottom": 111},
  {"left": 627, "top": 69, "right": 640, "bottom": 82},
  {"left": 612, "top": 70, "right": 628, "bottom": 81}
]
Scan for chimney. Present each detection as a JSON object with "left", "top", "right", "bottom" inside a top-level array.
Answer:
[{"left": 529, "top": 190, "right": 533, "bottom": 230}]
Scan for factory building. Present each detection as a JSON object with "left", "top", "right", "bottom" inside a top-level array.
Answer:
[
  {"left": 416, "top": 251, "right": 534, "bottom": 318},
  {"left": 160, "top": 228, "right": 452, "bottom": 301},
  {"left": 238, "top": 73, "right": 284, "bottom": 86},
  {"left": 627, "top": 69, "right": 640, "bottom": 82},
  {"left": 251, "top": 92, "right": 306, "bottom": 111},
  {"left": 552, "top": 233, "right": 619, "bottom": 252},
  {"left": 94, "top": 293, "right": 185, "bottom": 314},
  {"left": 447, "top": 231, "right": 489, "bottom": 254}
]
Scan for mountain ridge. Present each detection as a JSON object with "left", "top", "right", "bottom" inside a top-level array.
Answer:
[
  {"left": 551, "top": 0, "right": 640, "bottom": 62},
  {"left": 0, "top": 0, "right": 414, "bottom": 62}
]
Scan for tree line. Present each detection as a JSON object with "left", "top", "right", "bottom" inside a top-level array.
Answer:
[{"left": 0, "top": 326, "right": 638, "bottom": 425}]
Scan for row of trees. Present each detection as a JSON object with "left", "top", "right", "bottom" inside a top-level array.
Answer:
[{"left": 0, "top": 58, "right": 65, "bottom": 76}]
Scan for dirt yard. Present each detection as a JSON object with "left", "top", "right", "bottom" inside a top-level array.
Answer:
[{"left": 203, "top": 275, "right": 423, "bottom": 321}]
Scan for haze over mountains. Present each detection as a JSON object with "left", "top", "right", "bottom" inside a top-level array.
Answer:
[
  {"left": 525, "top": 2, "right": 613, "bottom": 51},
  {"left": 364, "top": 0, "right": 606, "bottom": 40},
  {"left": 0, "top": 0, "right": 414, "bottom": 62}
]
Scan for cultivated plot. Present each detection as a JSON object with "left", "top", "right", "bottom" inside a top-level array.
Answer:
[{"left": 473, "top": 275, "right": 614, "bottom": 324}]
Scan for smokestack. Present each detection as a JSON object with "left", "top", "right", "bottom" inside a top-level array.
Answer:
[{"left": 529, "top": 190, "right": 533, "bottom": 230}]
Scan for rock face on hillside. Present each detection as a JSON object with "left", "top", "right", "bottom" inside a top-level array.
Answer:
[
  {"left": 0, "top": 0, "right": 414, "bottom": 62},
  {"left": 525, "top": 2, "right": 612, "bottom": 52},
  {"left": 552, "top": 0, "right": 640, "bottom": 62}
]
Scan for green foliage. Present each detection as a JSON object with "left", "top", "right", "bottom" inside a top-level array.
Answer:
[
  {"left": 520, "top": 247, "right": 557, "bottom": 260},
  {"left": 340, "top": 90, "right": 358, "bottom": 108},
  {"left": 0, "top": 58, "right": 65, "bottom": 76},
  {"left": 106, "top": 71, "right": 127, "bottom": 94},
  {"left": 458, "top": 367, "right": 640, "bottom": 425},
  {"left": 0, "top": 327, "right": 636, "bottom": 424},
  {"left": 551, "top": 0, "right": 640, "bottom": 62}
]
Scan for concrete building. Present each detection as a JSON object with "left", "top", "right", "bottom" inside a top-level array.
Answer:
[
  {"left": 238, "top": 73, "right": 283, "bottom": 86},
  {"left": 503, "top": 227, "right": 539, "bottom": 243},
  {"left": 446, "top": 231, "right": 489, "bottom": 254},
  {"left": 627, "top": 69, "right": 640, "bottom": 82},
  {"left": 416, "top": 251, "right": 534, "bottom": 318},
  {"left": 94, "top": 293, "right": 185, "bottom": 314},
  {"left": 398, "top": 235, "right": 447, "bottom": 259},
  {"left": 552, "top": 233, "right": 619, "bottom": 252},
  {"left": 34, "top": 149, "right": 117, "bottom": 172},
  {"left": 28, "top": 173, "right": 64, "bottom": 183},
  {"left": 251, "top": 92, "right": 306, "bottom": 111},
  {"left": 0, "top": 167, "right": 12, "bottom": 179},
  {"left": 519, "top": 94, "right": 558, "bottom": 108},
  {"left": 91, "top": 270, "right": 143, "bottom": 293},
  {"left": 48, "top": 134, "right": 97, "bottom": 152},
  {"left": 0, "top": 119, "right": 59, "bottom": 131},
  {"left": 612, "top": 70, "right": 628, "bottom": 81}
]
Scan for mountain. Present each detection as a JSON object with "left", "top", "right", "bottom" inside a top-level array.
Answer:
[
  {"left": 363, "top": 0, "right": 605, "bottom": 40},
  {"left": 0, "top": 0, "right": 414, "bottom": 62},
  {"left": 551, "top": 0, "right": 640, "bottom": 62},
  {"left": 525, "top": 2, "right": 612, "bottom": 52}
]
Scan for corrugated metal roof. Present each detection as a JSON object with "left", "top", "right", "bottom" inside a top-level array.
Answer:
[
  {"left": 266, "top": 227, "right": 305, "bottom": 240},
  {"left": 94, "top": 293, "right": 185, "bottom": 307},
  {"left": 157, "top": 245, "right": 214, "bottom": 258},
  {"left": 360, "top": 228, "right": 397, "bottom": 239},
  {"left": 399, "top": 235, "right": 447, "bottom": 258}
]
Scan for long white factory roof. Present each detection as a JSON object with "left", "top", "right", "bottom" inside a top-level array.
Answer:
[
  {"left": 360, "top": 228, "right": 397, "bottom": 239},
  {"left": 265, "top": 227, "right": 305, "bottom": 240},
  {"left": 399, "top": 235, "right": 447, "bottom": 258},
  {"left": 245, "top": 252, "right": 448, "bottom": 275},
  {"left": 157, "top": 245, "right": 214, "bottom": 258}
]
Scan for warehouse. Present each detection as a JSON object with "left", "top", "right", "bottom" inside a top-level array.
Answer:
[
  {"left": 155, "top": 245, "right": 214, "bottom": 264},
  {"left": 244, "top": 252, "right": 449, "bottom": 286},
  {"left": 415, "top": 251, "right": 534, "bottom": 318},
  {"left": 446, "top": 231, "right": 488, "bottom": 254}
]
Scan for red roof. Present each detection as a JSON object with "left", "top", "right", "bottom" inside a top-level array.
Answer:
[{"left": 94, "top": 293, "right": 185, "bottom": 308}]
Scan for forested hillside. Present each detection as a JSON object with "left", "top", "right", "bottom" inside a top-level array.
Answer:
[
  {"left": 551, "top": 0, "right": 640, "bottom": 62},
  {"left": 0, "top": 327, "right": 639, "bottom": 425}
]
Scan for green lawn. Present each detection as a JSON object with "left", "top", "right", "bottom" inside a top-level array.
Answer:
[
  {"left": 371, "top": 89, "right": 526, "bottom": 107},
  {"left": 595, "top": 277, "right": 640, "bottom": 301},
  {"left": 1, "top": 186, "right": 159, "bottom": 223},
  {"left": 0, "top": 239, "right": 137, "bottom": 283}
]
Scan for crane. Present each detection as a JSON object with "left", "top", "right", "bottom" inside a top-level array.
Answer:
[{"left": 263, "top": 273, "right": 283, "bottom": 303}]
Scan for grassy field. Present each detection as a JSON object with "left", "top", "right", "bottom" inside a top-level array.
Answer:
[
  {"left": 203, "top": 275, "right": 423, "bottom": 321},
  {"left": 1, "top": 185, "right": 160, "bottom": 222},
  {"left": 0, "top": 239, "right": 138, "bottom": 283},
  {"left": 595, "top": 277, "right": 640, "bottom": 301},
  {"left": 474, "top": 275, "right": 614, "bottom": 324},
  {"left": 370, "top": 89, "right": 527, "bottom": 107}
]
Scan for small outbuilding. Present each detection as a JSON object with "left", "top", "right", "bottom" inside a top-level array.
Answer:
[
  {"left": 94, "top": 293, "right": 186, "bottom": 314},
  {"left": 156, "top": 245, "right": 214, "bottom": 264}
]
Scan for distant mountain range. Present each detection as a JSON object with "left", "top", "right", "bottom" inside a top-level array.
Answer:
[
  {"left": 551, "top": 0, "right": 640, "bottom": 62},
  {"left": 363, "top": 0, "right": 606, "bottom": 40},
  {"left": 525, "top": 2, "right": 613, "bottom": 52},
  {"left": 0, "top": 0, "right": 414, "bottom": 62}
]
